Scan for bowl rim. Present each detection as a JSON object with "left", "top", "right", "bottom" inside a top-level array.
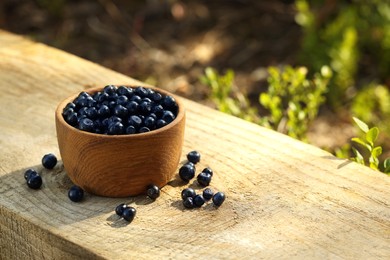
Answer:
[{"left": 56, "top": 85, "right": 186, "bottom": 139}]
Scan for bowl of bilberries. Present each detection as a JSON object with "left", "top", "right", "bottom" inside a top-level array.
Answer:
[{"left": 56, "top": 85, "right": 186, "bottom": 197}]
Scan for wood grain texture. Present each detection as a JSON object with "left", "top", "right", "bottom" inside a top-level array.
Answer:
[
  {"left": 55, "top": 86, "right": 186, "bottom": 197},
  {"left": 0, "top": 30, "right": 389, "bottom": 260}
]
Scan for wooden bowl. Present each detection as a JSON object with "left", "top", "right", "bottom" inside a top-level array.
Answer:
[{"left": 55, "top": 86, "right": 186, "bottom": 197}]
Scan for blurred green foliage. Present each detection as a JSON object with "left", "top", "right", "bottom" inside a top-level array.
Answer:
[
  {"left": 259, "top": 65, "right": 331, "bottom": 140},
  {"left": 200, "top": 67, "right": 259, "bottom": 122},
  {"left": 202, "top": 65, "right": 331, "bottom": 141},
  {"left": 295, "top": 0, "right": 390, "bottom": 111}
]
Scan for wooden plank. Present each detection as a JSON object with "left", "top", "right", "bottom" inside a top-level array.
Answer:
[{"left": 0, "top": 30, "right": 389, "bottom": 259}]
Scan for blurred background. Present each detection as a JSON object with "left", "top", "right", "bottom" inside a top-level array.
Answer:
[{"left": 1, "top": 0, "right": 389, "bottom": 172}]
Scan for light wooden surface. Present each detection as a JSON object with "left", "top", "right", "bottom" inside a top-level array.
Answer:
[{"left": 0, "top": 30, "right": 389, "bottom": 260}]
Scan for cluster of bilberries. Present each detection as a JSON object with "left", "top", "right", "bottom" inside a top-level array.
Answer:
[
  {"left": 179, "top": 150, "right": 226, "bottom": 209},
  {"left": 24, "top": 153, "right": 85, "bottom": 202},
  {"left": 62, "top": 85, "right": 178, "bottom": 135},
  {"left": 114, "top": 184, "right": 160, "bottom": 223},
  {"left": 24, "top": 153, "right": 57, "bottom": 189},
  {"left": 115, "top": 203, "right": 137, "bottom": 223}
]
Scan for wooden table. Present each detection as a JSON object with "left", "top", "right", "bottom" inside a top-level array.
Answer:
[{"left": 0, "top": 30, "right": 389, "bottom": 259}]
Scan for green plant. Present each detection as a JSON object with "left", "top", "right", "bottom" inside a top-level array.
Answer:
[
  {"left": 259, "top": 65, "right": 331, "bottom": 140},
  {"left": 295, "top": 0, "right": 390, "bottom": 109},
  {"left": 351, "top": 83, "right": 390, "bottom": 135},
  {"left": 350, "top": 117, "right": 390, "bottom": 174},
  {"left": 200, "top": 67, "right": 258, "bottom": 122}
]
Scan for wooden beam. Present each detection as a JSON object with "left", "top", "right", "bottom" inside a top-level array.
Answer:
[{"left": 0, "top": 30, "right": 389, "bottom": 259}]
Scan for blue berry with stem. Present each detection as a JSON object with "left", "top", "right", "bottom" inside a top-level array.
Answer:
[
  {"left": 68, "top": 185, "right": 84, "bottom": 202},
  {"left": 187, "top": 151, "right": 200, "bottom": 164},
  {"left": 27, "top": 174, "right": 42, "bottom": 189},
  {"left": 42, "top": 153, "right": 57, "bottom": 169},
  {"left": 146, "top": 184, "right": 160, "bottom": 200},
  {"left": 212, "top": 192, "right": 226, "bottom": 207},
  {"left": 122, "top": 206, "right": 136, "bottom": 222}
]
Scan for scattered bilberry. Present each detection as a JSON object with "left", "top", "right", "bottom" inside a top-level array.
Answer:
[
  {"left": 68, "top": 185, "right": 84, "bottom": 202},
  {"left": 193, "top": 194, "right": 205, "bottom": 207},
  {"left": 27, "top": 174, "right": 42, "bottom": 189},
  {"left": 187, "top": 151, "right": 200, "bottom": 164},
  {"left": 181, "top": 188, "right": 196, "bottom": 200},
  {"left": 146, "top": 184, "right": 160, "bottom": 200},
  {"left": 42, "top": 153, "right": 57, "bottom": 169},
  {"left": 202, "top": 188, "right": 214, "bottom": 201},
  {"left": 197, "top": 172, "right": 212, "bottom": 187},
  {"left": 122, "top": 206, "right": 136, "bottom": 222},
  {"left": 179, "top": 163, "right": 195, "bottom": 182},
  {"left": 202, "top": 167, "right": 213, "bottom": 176},
  {"left": 183, "top": 197, "right": 194, "bottom": 209},
  {"left": 115, "top": 203, "right": 127, "bottom": 216},
  {"left": 24, "top": 169, "right": 38, "bottom": 180},
  {"left": 212, "top": 192, "right": 226, "bottom": 207}
]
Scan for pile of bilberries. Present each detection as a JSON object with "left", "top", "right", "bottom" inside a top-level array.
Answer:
[
  {"left": 179, "top": 150, "right": 226, "bottom": 209},
  {"left": 24, "top": 153, "right": 57, "bottom": 189},
  {"left": 24, "top": 153, "right": 85, "bottom": 203},
  {"left": 62, "top": 85, "right": 178, "bottom": 135}
]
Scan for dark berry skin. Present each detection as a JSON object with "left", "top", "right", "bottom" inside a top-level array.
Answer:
[
  {"left": 107, "top": 121, "right": 124, "bottom": 135},
  {"left": 78, "top": 118, "right": 95, "bottom": 132},
  {"left": 181, "top": 188, "right": 196, "bottom": 200},
  {"left": 193, "top": 194, "right": 205, "bottom": 207},
  {"left": 97, "top": 105, "right": 110, "bottom": 117},
  {"left": 187, "top": 151, "right": 201, "bottom": 164},
  {"left": 128, "top": 115, "right": 142, "bottom": 128},
  {"left": 202, "top": 167, "right": 213, "bottom": 176},
  {"left": 156, "top": 119, "right": 167, "bottom": 129},
  {"left": 113, "top": 104, "right": 128, "bottom": 118},
  {"left": 139, "top": 126, "right": 150, "bottom": 133},
  {"left": 42, "top": 153, "right": 57, "bottom": 169},
  {"left": 125, "top": 125, "right": 136, "bottom": 134},
  {"left": 202, "top": 188, "right": 214, "bottom": 201},
  {"left": 179, "top": 164, "right": 196, "bottom": 182},
  {"left": 212, "top": 192, "right": 226, "bottom": 207},
  {"left": 122, "top": 206, "right": 136, "bottom": 222},
  {"left": 197, "top": 172, "right": 212, "bottom": 187},
  {"left": 183, "top": 197, "right": 194, "bottom": 209},
  {"left": 68, "top": 185, "right": 84, "bottom": 202},
  {"left": 144, "top": 116, "right": 156, "bottom": 130},
  {"left": 146, "top": 184, "right": 160, "bottom": 200},
  {"left": 27, "top": 174, "right": 42, "bottom": 189},
  {"left": 161, "top": 110, "right": 175, "bottom": 123},
  {"left": 115, "top": 203, "right": 127, "bottom": 216},
  {"left": 24, "top": 169, "right": 38, "bottom": 180},
  {"left": 125, "top": 101, "right": 139, "bottom": 114}
]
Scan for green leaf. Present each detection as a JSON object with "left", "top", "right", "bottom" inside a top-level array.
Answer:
[
  {"left": 384, "top": 158, "right": 390, "bottom": 173},
  {"left": 351, "top": 137, "right": 371, "bottom": 152},
  {"left": 351, "top": 147, "right": 365, "bottom": 165},
  {"left": 352, "top": 117, "right": 369, "bottom": 133},
  {"left": 371, "top": 146, "right": 382, "bottom": 158},
  {"left": 366, "top": 127, "right": 379, "bottom": 146}
]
